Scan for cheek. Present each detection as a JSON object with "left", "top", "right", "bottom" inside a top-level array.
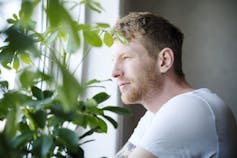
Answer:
[{"left": 124, "top": 62, "right": 142, "bottom": 77}]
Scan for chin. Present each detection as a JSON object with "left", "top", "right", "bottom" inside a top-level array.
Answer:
[{"left": 121, "top": 96, "right": 138, "bottom": 105}]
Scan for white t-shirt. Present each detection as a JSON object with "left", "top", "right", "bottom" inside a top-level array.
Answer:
[{"left": 128, "top": 88, "right": 237, "bottom": 158}]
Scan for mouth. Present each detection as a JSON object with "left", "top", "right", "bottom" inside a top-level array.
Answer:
[
  {"left": 119, "top": 83, "right": 129, "bottom": 86},
  {"left": 118, "top": 82, "right": 130, "bottom": 89}
]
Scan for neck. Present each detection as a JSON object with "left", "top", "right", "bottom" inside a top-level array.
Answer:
[{"left": 141, "top": 75, "right": 193, "bottom": 113}]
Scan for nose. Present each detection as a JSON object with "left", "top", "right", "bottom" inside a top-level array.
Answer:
[
  {"left": 112, "top": 67, "right": 121, "bottom": 78},
  {"left": 112, "top": 71, "right": 120, "bottom": 78},
  {"left": 112, "top": 62, "right": 123, "bottom": 78}
]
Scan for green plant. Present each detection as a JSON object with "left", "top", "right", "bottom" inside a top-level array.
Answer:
[{"left": 0, "top": 0, "right": 130, "bottom": 157}]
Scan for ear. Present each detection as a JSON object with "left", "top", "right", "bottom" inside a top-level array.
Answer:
[{"left": 158, "top": 48, "right": 174, "bottom": 73}]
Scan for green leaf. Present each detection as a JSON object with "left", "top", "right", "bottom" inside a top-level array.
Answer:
[
  {"left": 96, "top": 117, "right": 107, "bottom": 133},
  {"left": 0, "top": 45, "right": 12, "bottom": 58},
  {"left": 23, "top": 109, "right": 36, "bottom": 130},
  {"left": 91, "top": 1, "right": 104, "bottom": 10},
  {"left": 11, "top": 131, "right": 34, "bottom": 148},
  {"left": 102, "top": 106, "right": 132, "bottom": 116},
  {"left": 4, "top": 109, "right": 18, "bottom": 138},
  {"left": 66, "top": 26, "right": 81, "bottom": 53},
  {"left": 28, "top": 20, "right": 37, "bottom": 30},
  {"left": 7, "top": 19, "right": 16, "bottom": 24},
  {"left": 76, "top": 100, "right": 86, "bottom": 112},
  {"left": 83, "top": 79, "right": 101, "bottom": 88},
  {"left": 19, "top": 1, "right": 33, "bottom": 25},
  {"left": 19, "top": 0, "right": 40, "bottom": 26},
  {"left": 13, "top": 56, "right": 20, "bottom": 70},
  {"left": 26, "top": 98, "right": 52, "bottom": 110},
  {"left": 39, "top": 71, "right": 53, "bottom": 82},
  {"left": 83, "top": 30, "right": 102, "bottom": 47},
  {"left": 85, "top": 101, "right": 103, "bottom": 115},
  {"left": 114, "top": 32, "right": 128, "bottom": 45},
  {"left": 84, "top": 115, "right": 107, "bottom": 133},
  {"left": 55, "top": 128, "right": 78, "bottom": 152},
  {"left": 85, "top": 1, "right": 104, "bottom": 13},
  {"left": 84, "top": 114, "right": 98, "bottom": 126},
  {"left": 20, "top": 53, "right": 31, "bottom": 64},
  {"left": 30, "top": 110, "right": 47, "bottom": 129},
  {"left": 57, "top": 64, "right": 82, "bottom": 111},
  {"left": 50, "top": 103, "right": 76, "bottom": 121},
  {"left": 31, "top": 86, "right": 44, "bottom": 100},
  {"left": 47, "top": 116, "right": 61, "bottom": 128},
  {"left": 32, "top": 135, "right": 53, "bottom": 158},
  {"left": 86, "top": 3, "right": 101, "bottom": 13},
  {"left": 0, "top": 133, "right": 19, "bottom": 158},
  {"left": 79, "top": 0, "right": 86, "bottom": 5},
  {"left": 19, "top": 70, "right": 39, "bottom": 88},
  {"left": 13, "top": 14, "right": 18, "bottom": 20},
  {"left": 72, "top": 113, "right": 87, "bottom": 128},
  {"left": 0, "top": 100, "right": 9, "bottom": 119},
  {"left": 104, "top": 31, "right": 114, "bottom": 47},
  {"left": 0, "top": 81, "right": 9, "bottom": 90},
  {"left": 92, "top": 28, "right": 100, "bottom": 35},
  {"left": 19, "top": 121, "right": 30, "bottom": 133},
  {"left": 96, "top": 23, "right": 110, "bottom": 28},
  {"left": 79, "top": 127, "right": 99, "bottom": 139},
  {"left": 92, "top": 92, "right": 110, "bottom": 104},
  {"left": 4, "top": 26, "right": 36, "bottom": 56},
  {"left": 76, "top": 24, "right": 90, "bottom": 31},
  {"left": 102, "top": 115, "right": 118, "bottom": 128},
  {"left": 85, "top": 98, "right": 97, "bottom": 107},
  {"left": 1, "top": 91, "right": 29, "bottom": 107},
  {"left": 43, "top": 90, "right": 54, "bottom": 99},
  {"left": 68, "top": 146, "right": 84, "bottom": 158},
  {"left": 19, "top": 70, "right": 49, "bottom": 89},
  {"left": 1, "top": 61, "right": 11, "bottom": 69},
  {"left": 46, "top": 0, "right": 80, "bottom": 53},
  {"left": 46, "top": 0, "right": 62, "bottom": 27}
]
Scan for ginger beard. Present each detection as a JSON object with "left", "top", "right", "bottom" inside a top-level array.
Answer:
[{"left": 120, "top": 60, "right": 160, "bottom": 104}]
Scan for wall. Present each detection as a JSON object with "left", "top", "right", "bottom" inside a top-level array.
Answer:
[{"left": 120, "top": 0, "right": 237, "bottom": 146}]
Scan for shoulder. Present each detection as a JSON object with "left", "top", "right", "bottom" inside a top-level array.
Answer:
[
  {"left": 153, "top": 90, "right": 221, "bottom": 133},
  {"left": 152, "top": 91, "right": 216, "bottom": 131},
  {"left": 158, "top": 88, "right": 228, "bottom": 121},
  {"left": 158, "top": 90, "right": 214, "bottom": 119},
  {"left": 139, "top": 90, "right": 221, "bottom": 156}
]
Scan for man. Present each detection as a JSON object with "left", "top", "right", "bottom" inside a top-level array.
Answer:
[{"left": 112, "top": 12, "right": 237, "bottom": 158}]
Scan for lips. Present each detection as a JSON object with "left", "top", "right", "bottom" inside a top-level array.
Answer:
[
  {"left": 119, "top": 82, "right": 130, "bottom": 87},
  {"left": 118, "top": 81, "right": 130, "bottom": 92}
]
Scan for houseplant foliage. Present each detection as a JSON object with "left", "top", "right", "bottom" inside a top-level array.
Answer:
[{"left": 0, "top": 0, "right": 130, "bottom": 157}]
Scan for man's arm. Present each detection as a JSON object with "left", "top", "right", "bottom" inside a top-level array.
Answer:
[
  {"left": 115, "top": 142, "right": 136, "bottom": 158},
  {"left": 115, "top": 142, "right": 156, "bottom": 158}
]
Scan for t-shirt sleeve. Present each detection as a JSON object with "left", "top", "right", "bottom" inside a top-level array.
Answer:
[
  {"left": 128, "top": 111, "right": 154, "bottom": 145},
  {"left": 140, "top": 95, "right": 217, "bottom": 158}
]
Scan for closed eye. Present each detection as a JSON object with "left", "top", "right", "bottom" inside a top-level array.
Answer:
[{"left": 122, "top": 56, "right": 132, "bottom": 60}]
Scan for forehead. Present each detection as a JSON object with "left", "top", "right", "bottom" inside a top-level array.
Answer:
[{"left": 111, "top": 39, "right": 148, "bottom": 59}]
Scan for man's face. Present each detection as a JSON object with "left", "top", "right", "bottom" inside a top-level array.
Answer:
[{"left": 112, "top": 39, "right": 160, "bottom": 104}]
